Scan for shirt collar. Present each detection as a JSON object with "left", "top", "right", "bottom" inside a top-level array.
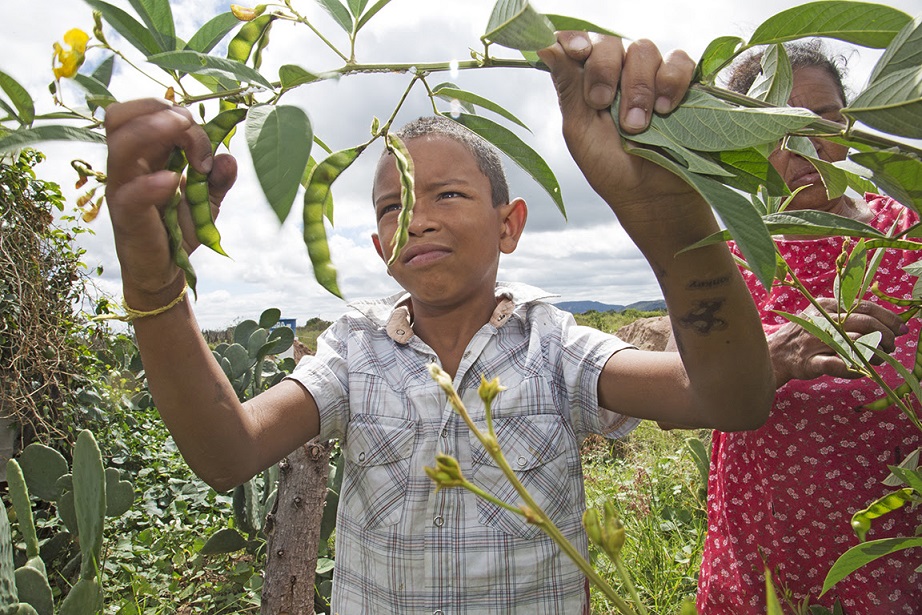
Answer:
[{"left": 347, "top": 282, "right": 559, "bottom": 343}]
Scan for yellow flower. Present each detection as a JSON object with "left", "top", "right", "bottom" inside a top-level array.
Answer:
[{"left": 52, "top": 29, "right": 90, "bottom": 80}]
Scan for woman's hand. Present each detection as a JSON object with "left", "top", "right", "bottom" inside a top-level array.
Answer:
[{"left": 770, "top": 297, "right": 908, "bottom": 386}]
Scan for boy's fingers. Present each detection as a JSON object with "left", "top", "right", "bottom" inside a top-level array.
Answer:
[
  {"left": 618, "top": 39, "right": 661, "bottom": 133},
  {"left": 654, "top": 49, "right": 695, "bottom": 114}
]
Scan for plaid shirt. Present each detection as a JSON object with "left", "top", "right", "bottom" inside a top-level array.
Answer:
[{"left": 289, "top": 282, "right": 637, "bottom": 614}]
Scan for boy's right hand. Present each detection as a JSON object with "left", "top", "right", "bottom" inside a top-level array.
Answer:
[{"left": 104, "top": 99, "right": 237, "bottom": 310}]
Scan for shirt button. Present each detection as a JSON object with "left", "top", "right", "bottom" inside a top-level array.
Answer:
[
  {"left": 517, "top": 455, "right": 527, "bottom": 467},
  {"left": 440, "top": 429, "right": 448, "bottom": 439},
  {"left": 433, "top": 515, "right": 444, "bottom": 527},
  {"left": 358, "top": 452, "right": 366, "bottom": 462},
  {"left": 433, "top": 610, "right": 444, "bottom": 615}
]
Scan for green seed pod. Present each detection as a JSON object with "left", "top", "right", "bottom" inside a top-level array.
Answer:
[
  {"left": 302, "top": 147, "right": 364, "bottom": 298},
  {"left": 385, "top": 133, "right": 416, "bottom": 267},
  {"left": 850, "top": 487, "right": 915, "bottom": 541},
  {"left": 227, "top": 14, "right": 275, "bottom": 64}
]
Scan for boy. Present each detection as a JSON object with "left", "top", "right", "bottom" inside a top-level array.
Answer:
[{"left": 104, "top": 33, "right": 774, "bottom": 613}]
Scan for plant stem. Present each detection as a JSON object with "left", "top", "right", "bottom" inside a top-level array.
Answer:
[
  {"left": 614, "top": 556, "right": 649, "bottom": 615},
  {"left": 430, "top": 367, "right": 640, "bottom": 615},
  {"left": 782, "top": 264, "right": 922, "bottom": 431}
]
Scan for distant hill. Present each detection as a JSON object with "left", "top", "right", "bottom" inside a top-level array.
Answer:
[{"left": 554, "top": 299, "right": 666, "bottom": 314}]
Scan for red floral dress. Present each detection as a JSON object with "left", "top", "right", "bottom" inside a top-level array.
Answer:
[{"left": 697, "top": 195, "right": 922, "bottom": 614}]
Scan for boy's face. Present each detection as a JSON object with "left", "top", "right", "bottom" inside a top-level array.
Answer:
[{"left": 372, "top": 135, "right": 525, "bottom": 309}]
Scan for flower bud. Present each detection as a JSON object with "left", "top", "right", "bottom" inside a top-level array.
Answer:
[
  {"left": 424, "top": 453, "right": 465, "bottom": 491},
  {"left": 428, "top": 363, "right": 454, "bottom": 394},
  {"left": 231, "top": 3, "right": 267, "bottom": 21},
  {"left": 478, "top": 375, "right": 506, "bottom": 404},
  {"left": 582, "top": 508, "right": 603, "bottom": 547}
]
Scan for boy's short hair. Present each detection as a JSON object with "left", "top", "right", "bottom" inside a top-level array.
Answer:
[{"left": 392, "top": 116, "right": 510, "bottom": 206}]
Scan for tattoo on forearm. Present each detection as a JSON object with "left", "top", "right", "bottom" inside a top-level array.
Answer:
[
  {"left": 679, "top": 299, "right": 728, "bottom": 335},
  {"left": 687, "top": 275, "right": 730, "bottom": 291}
]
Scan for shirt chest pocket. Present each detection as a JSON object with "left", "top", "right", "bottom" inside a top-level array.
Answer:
[
  {"left": 470, "top": 414, "right": 576, "bottom": 540},
  {"left": 342, "top": 415, "right": 417, "bottom": 529}
]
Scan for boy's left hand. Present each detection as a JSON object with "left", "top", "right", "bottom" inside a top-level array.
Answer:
[{"left": 537, "top": 33, "right": 696, "bottom": 220}]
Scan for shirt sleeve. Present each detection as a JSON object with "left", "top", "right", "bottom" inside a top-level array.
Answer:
[
  {"left": 536, "top": 304, "right": 640, "bottom": 441},
  {"left": 286, "top": 317, "right": 352, "bottom": 441}
]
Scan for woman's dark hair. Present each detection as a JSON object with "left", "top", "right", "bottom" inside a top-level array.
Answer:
[{"left": 724, "top": 40, "right": 849, "bottom": 104}]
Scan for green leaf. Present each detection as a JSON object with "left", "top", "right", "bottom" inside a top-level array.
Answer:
[
  {"left": 822, "top": 537, "right": 922, "bottom": 595},
  {"left": 846, "top": 67, "right": 922, "bottom": 139},
  {"left": 847, "top": 151, "right": 922, "bottom": 214},
  {"left": 73, "top": 74, "right": 117, "bottom": 113},
  {"left": 0, "top": 69, "right": 34, "bottom": 126},
  {"left": 186, "top": 12, "right": 240, "bottom": 54},
  {"left": 91, "top": 55, "right": 116, "bottom": 87},
  {"left": 711, "top": 148, "right": 790, "bottom": 196},
  {"left": 865, "top": 347, "right": 922, "bottom": 416},
  {"left": 748, "top": 1, "right": 912, "bottom": 48},
  {"left": 355, "top": 0, "right": 394, "bottom": 33},
  {"left": 432, "top": 85, "right": 530, "bottom": 131},
  {"left": 146, "top": 51, "right": 273, "bottom": 88},
  {"left": 85, "top": 0, "right": 162, "bottom": 56},
  {"left": 763, "top": 210, "right": 885, "bottom": 239},
  {"left": 483, "top": 0, "right": 556, "bottom": 51},
  {"left": 544, "top": 14, "right": 622, "bottom": 38},
  {"left": 346, "top": 0, "right": 369, "bottom": 17},
  {"left": 447, "top": 112, "right": 565, "bottom": 219},
  {"left": 0, "top": 126, "right": 106, "bottom": 154},
  {"left": 883, "top": 448, "right": 921, "bottom": 487},
  {"left": 886, "top": 465, "right": 922, "bottom": 493},
  {"left": 246, "top": 105, "right": 313, "bottom": 224},
  {"left": 867, "top": 15, "right": 922, "bottom": 84},
  {"left": 317, "top": 0, "right": 352, "bottom": 33},
  {"left": 776, "top": 311, "right": 853, "bottom": 363},
  {"left": 765, "top": 567, "right": 785, "bottom": 615},
  {"left": 626, "top": 126, "right": 733, "bottom": 176},
  {"left": 279, "top": 65, "right": 321, "bottom": 89},
  {"left": 642, "top": 89, "right": 816, "bottom": 152},
  {"left": 128, "top": 0, "right": 176, "bottom": 52},
  {"left": 747, "top": 44, "right": 793, "bottom": 107},
  {"left": 695, "top": 36, "right": 745, "bottom": 84},
  {"left": 625, "top": 142, "right": 778, "bottom": 289}
]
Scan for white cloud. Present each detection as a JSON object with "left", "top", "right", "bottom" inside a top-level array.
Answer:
[{"left": 7, "top": 0, "right": 922, "bottom": 328}]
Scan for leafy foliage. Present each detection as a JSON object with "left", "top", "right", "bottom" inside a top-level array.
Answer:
[{"left": 0, "top": 149, "right": 111, "bottom": 445}]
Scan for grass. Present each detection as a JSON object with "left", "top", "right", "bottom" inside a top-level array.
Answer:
[{"left": 581, "top": 422, "right": 711, "bottom": 615}]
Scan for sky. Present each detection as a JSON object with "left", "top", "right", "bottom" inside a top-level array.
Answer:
[{"left": 6, "top": 0, "right": 922, "bottom": 329}]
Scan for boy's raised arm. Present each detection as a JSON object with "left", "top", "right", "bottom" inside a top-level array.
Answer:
[
  {"left": 538, "top": 34, "right": 775, "bottom": 431},
  {"left": 104, "top": 99, "right": 319, "bottom": 491}
]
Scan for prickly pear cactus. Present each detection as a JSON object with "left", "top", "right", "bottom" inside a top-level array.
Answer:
[
  {"left": 0, "top": 499, "right": 20, "bottom": 611},
  {"left": 17, "top": 445, "right": 67, "bottom": 503},
  {"left": 72, "top": 431, "right": 105, "bottom": 587}
]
